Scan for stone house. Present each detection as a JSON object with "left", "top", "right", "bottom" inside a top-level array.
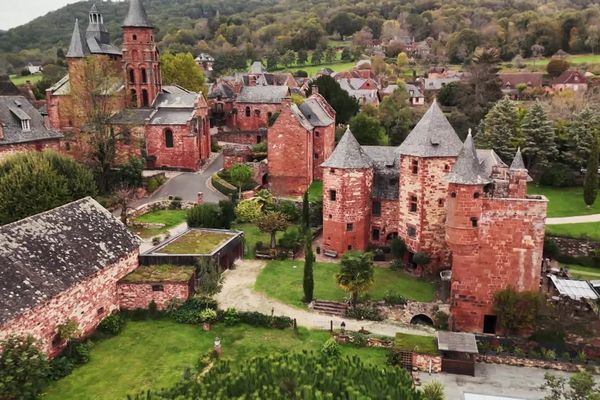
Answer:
[
  {"left": 321, "top": 101, "right": 547, "bottom": 334},
  {"left": 380, "top": 84, "right": 425, "bottom": 106},
  {"left": 0, "top": 197, "right": 140, "bottom": 356},
  {"left": 231, "top": 85, "right": 290, "bottom": 133},
  {"left": 552, "top": 70, "right": 588, "bottom": 92}
]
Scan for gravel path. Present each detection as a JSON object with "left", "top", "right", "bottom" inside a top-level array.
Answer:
[
  {"left": 216, "top": 259, "right": 435, "bottom": 338},
  {"left": 546, "top": 214, "right": 600, "bottom": 225}
]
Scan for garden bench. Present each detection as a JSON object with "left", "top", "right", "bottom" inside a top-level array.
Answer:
[{"left": 323, "top": 249, "right": 337, "bottom": 258}]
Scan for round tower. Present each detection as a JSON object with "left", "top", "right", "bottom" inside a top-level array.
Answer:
[
  {"left": 508, "top": 147, "right": 528, "bottom": 198},
  {"left": 321, "top": 128, "right": 373, "bottom": 255}
]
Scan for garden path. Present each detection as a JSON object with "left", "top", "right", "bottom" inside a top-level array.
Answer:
[
  {"left": 546, "top": 213, "right": 600, "bottom": 225},
  {"left": 216, "top": 259, "right": 435, "bottom": 338},
  {"left": 138, "top": 222, "right": 188, "bottom": 253}
]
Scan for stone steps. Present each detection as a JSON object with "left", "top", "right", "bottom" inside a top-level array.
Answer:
[{"left": 312, "top": 300, "right": 348, "bottom": 316}]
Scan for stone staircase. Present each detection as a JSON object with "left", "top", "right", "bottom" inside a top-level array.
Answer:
[{"left": 311, "top": 300, "right": 348, "bottom": 316}]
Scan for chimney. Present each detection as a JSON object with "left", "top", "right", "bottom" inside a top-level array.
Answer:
[{"left": 311, "top": 84, "right": 319, "bottom": 95}]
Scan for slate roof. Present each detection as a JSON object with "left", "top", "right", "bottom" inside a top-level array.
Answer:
[
  {"left": 437, "top": 331, "right": 479, "bottom": 354},
  {"left": 0, "top": 96, "right": 63, "bottom": 145},
  {"left": 476, "top": 149, "right": 507, "bottom": 178},
  {"left": 298, "top": 97, "right": 334, "bottom": 127},
  {"left": 153, "top": 92, "right": 197, "bottom": 108},
  {"left": 123, "top": 0, "right": 152, "bottom": 28},
  {"left": 322, "top": 127, "right": 372, "bottom": 169},
  {"left": 363, "top": 146, "right": 399, "bottom": 199},
  {"left": 444, "top": 133, "right": 491, "bottom": 185},
  {"left": 0, "top": 75, "right": 23, "bottom": 96},
  {"left": 290, "top": 103, "right": 313, "bottom": 131},
  {"left": 510, "top": 147, "right": 526, "bottom": 170},
  {"left": 236, "top": 86, "right": 289, "bottom": 103},
  {"left": 397, "top": 100, "right": 463, "bottom": 157},
  {"left": 338, "top": 79, "right": 379, "bottom": 104},
  {"left": 66, "top": 14, "right": 121, "bottom": 58},
  {"left": 149, "top": 109, "right": 193, "bottom": 125},
  {"left": 48, "top": 75, "right": 70, "bottom": 95},
  {"left": 499, "top": 73, "right": 543, "bottom": 88},
  {"left": 250, "top": 61, "right": 266, "bottom": 74},
  {"left": 66, "top": 19, "right": 89, "bottom": 58},
  {"left": 362, "top": 146, "right": 398, "bottom": 168},
  {"left": 552, "top": 70, "right": 587, "bottom": 85},
  {"left": 423, "top": 76, "right": 460, "bottom": 91},
  {"left": 108, "top": 108, "right": 152, "bottom": 125},
  {"left": 0, "top": 197, "right": 140, "bottom": 325},
  {"left": 208, "top": 82, "right": 235, "bottom": 99},
  {"left": 162, "top": 85, "right": 192, "bottom": 95}
]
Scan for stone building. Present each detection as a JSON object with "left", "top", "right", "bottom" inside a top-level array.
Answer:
[
  {"left": 0, "top": 197, "right": 140, "bottom": 355},
  {"left": 321, "top": 101, "right": 547, "bottom": 334}
]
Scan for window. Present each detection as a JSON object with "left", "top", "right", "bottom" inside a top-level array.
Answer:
[
  {"left": 450, "top": 192, "right": 456, "bottom": 198},
  {"left": 314, "top": 153, "right": 319, "bottom": 159},
  {"left": 152, "top": 284, "right": 164, "bottom": 292},
  {"left": 267, "top": 111, "right": 272, "bottom": 120},
  {"left": 254, "top": 109, "right": 261, "bottom": 117},
  {"left": 474, "top": 192, "right": 480, "bottom": 199},
  {"left": 245, "top": 106, "right": 251, "bottom": 117},
  {"left": 65, "top": 142, "right": 71, "bottom": 151},
  {"left": 409, "top": 195, "right": 417, "bottom": 213},
  {"left": 21, "top": 119, "right": 30, "bottom": 131},
  {"left": 444, "top": 164, "right": 450, "bottom": 171},
  {"left": 346, "top": 223, "right": 353, "bottom": 231},
  {"left": 164, "top": 129, "right": 174, "bottom": 148},
  {"left": 372, "top": 201, "right": 381, "bottom": 216},
  {"left": 412, "top": 159, "right": 419, "bottom": 174},
  {"left": 328, "top": 214, "right": 332, "bottom": 219},
  {"left": 52, "top": 333, "right": 62, "bottom": 347},
  {"left": 97, "top": 307, "right": 105, "bottom": 315},
  {"left": 132, "top": 34, "right": 137, "bottom": 41},
  {"left": 438, "top": 198, "right": 444, "bottom": 207},
  {"left": 141, "top": 68, "right": 147, "bottom": 84},
  {"left": 142, "top": 89, "right": 149, "bottom": 107},
  {"left": 315, "top": 131, "right": 320, "bottom": 137},
  {"left": 389, "top": 178, "right": 397, "bottom": 186},
  {"left": 329, "top": 190, "right": 336, "bottom": 201},
  {"left": 372, "top": 229, "right": 380, "bottom": 241},
  {"left": 407, "top": 225, "right": 417, "bottom": 238},
  {"left": 347, "top": 245, "right": 352, "bottom": 250},
  {"left": 128, "top": 68, "right": 135, "bottom": 84},
  {"left": 130, "top": 89, "right": 137, "bottom": 106},
  {"left": 330, "top": 168, "right": 335, "bottom": 174},
  {"left": 471, "top": 217, "right": 478, "bottom": 227}
]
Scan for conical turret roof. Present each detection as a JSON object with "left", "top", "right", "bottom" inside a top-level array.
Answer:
[
  {"left": 321, "top": 127, "right": 373, "bottom": 169},
  {"left": 66, "top": 19, "right": 89, "bottom": 58},
  {"left": 444, "top": 132, "right": 491, "bottom": 185},
  {"left": 397, "top": 100, "right": 463, "bottom": 158},
  {"left": 510, "top": 147, "right": 527, "bottom": 170},
  {"left": 123, "top": 0, "right": 152, "bottom": 28}
]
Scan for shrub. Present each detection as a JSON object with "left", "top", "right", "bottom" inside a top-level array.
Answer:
[
  {"left": 433, "top": 311, "right": 449, "bottom": 330},
  {"left": 223, "top": 308, "right": 240, "bottom": 326},
  {"left": 383, "top": 290, "right": 408, "bottom": 305},
  {"left": 0, "top": 336, "right": 50, "bottom": 400},
  {"left": 166, "top": 297, "right": 218, "bottom": 324},
  {"left": 277, "top": 200, "right": 300, "bottom": 223},
  {"left": 147, "top": 176, "right": 165, "bottom": 193},
  {"left": 187, "top": 203, "right": 226, "bottom": 228},
  {"left": 211, "top": 174, "right": 237, "bottom": 198},
  {"left": 412, "top": 252, "right": 431, "bottom": 266},
  {"left": 57, "top": 319, "right": 80, "bottom": 342},
  {"left": 237, "top": 311, "right": 293, "bottom": 329},
  {"left": 387, "top": 349, "right": 408, "bottom": 366},
  {"left": 546, "top": 58, "right": 570, "bottom": 77},
  {"left": 539, "top": 163, "right": 575, "bottom": 187},
  {"left": 390, "top": 259, "right": 404, "bottom": 271},
  {"left": 234, "top": 199, "right": 262, "bottom": 222},
  {"left": 199, "top": 308, "right": 218, "bottom": 323},
  {"left": 169, "top": 197, "right": 182, "bottom": 210},
  {"left": 218, "top": 200, "right": 235, "bottom": 229},
  {"left": 346, "top": 305, "right": 384, "bottom": 321},
  {"left": 513, "top": 347, "right": 526, "bottom": 358},
  {"left": 373, "top": 248, "right": 386, "bottom": 261},
  {"left": 278, "top": 228, "right": 304, "bottom": 252},
  {"left": 421, "top": 381, "right": 445, "bottom": 400},
  {"left": 493, "top": 288, "right": 541, "bottom": 334},
  {"left": 390, "top": 238, "right": 406, "bottom": 259},
  {"left": 543, "top": 237, "right": 560, "bottom": 259},
  {"left": 350, "top": 332, "right": 368, "bottom": 347},
  {"left": 48, "top": 356, "right": 75, "bottom": 380},
  {"left": 321, "top": 338, "right": 341, "bottom": 357},
  {"left": 152, "top": 236, "right": 161, "bottom": 246},
  {"left": 98, "top": 314, "right": 127, "bottom": 335}
]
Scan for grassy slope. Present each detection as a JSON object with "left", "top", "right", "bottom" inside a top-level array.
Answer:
[
  {"left": 10, "top": 73, "right": 43, "bottom": 86},
  {"left": 546, "top": 222, "right": 600, "bottom": 241},
  {"left": 131, "top": 209, "right": 188, "bottom": 238},
  {"left": 43, "top": 320, "right": 388, "bottom": 400},
  {"left": 529, "top": 186, "right": 600, "bottom": 218},
  {"left": 282, "top": 62, "right": 356, "bottom": 77},
  {"left": 255, "top": 260, "right": 435, "bottom": 308},
  {"left": 566, "top": 264, "right": 600, "bottom": 280}
]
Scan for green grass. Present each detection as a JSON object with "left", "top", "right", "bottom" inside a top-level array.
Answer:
[
  {"left": 283, "top": 61, "right": 356, "bottom": 77},
  {"left": 529, "top": 186, "right": 600, "bottom": 218},
  {"left": 120, "top": 265, "right": 195, "bottom": 283},
  {"left": 394, "top": 333, "right": 439, "bottom": 355},
  {"left": 307, "top": 180, "right": 323, "bottom": 203},
  {"left": 131, "top": 209, "right": 188, "bottom": 238},
  {"left": 566, "top": 264, "right": 600, "bottom": 280},
  {"left": 9, "top": 73, "right": 43, "bottom": 86},
  {"left": 43, "top": 320, "right": 389, "bottom": 400},
  {"left": 255, "top": 260, "right": 435, "bottom": 308},
  {"left": 232, "top": 222, "right": 296, "bottom": 258},
  {"left": 546, "top": 222, "right": 600, "bottom": 241},
  {"left": 160, "top": 230, "right": 233, "bottom": 254}
]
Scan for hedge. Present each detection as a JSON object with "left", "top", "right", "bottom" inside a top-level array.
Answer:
[{"left": 211, "top": 174, "right": 237, "bottom": 199}]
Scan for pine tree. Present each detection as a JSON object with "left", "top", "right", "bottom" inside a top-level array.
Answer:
[
  {"left": 301, "top": 191, "right": 310, "bottom": 233},
  {"left": 521, "top": 101, "right": 557, "bottom": 171},
  {"left": 583, "top": 137, "right": 599, "bottom": 207},
  {"left": 475, "top": 96, "right": 520, "bottom": 161},
  {"left": 569, "top": 107, "right": 600, "bottom": 169},
  {"left": 303, "top": 237, "right": 315, "bottom": 303}
]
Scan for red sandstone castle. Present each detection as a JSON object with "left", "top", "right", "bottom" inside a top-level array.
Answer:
[
  {"left": 321, "top": 101, "right": 548, "bottom": 334},
  {"left": 45, "top": 0, "right": 210, "bottom": 171}
]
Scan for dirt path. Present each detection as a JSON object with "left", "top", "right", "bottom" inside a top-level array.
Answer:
[
  {"left": 546, "top": 214, "right": 600, "bottom": 225},
  {"left": 216, "top": 259, "right": 435, "bottom": 338}
]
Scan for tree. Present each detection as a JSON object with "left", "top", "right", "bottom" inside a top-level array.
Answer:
[
  {"left": 234, "top": 199, "right": 263, "bottom": 223},
  {"left": 541, "top": 371, "right": 600, "bottom": 400},
  {"left": 187, "top": 203, "right": 227, "bottom": 228},
  {"left": 281, "top": 50, "right": 296, "bottom": 67},
  {"left": 301, "top": 191, "right": 310, "bottom": 232},
  {"left": 311, "top": 75, "right": 359, "bottom": 124},
  {"left": 583, "top": 136, "right": 599, "bottom": 208},
  {"left": 0, "top": 151, "right": 96, "bottom": 225},
  {"left": 266, "top": 50, "right": 280, "bottom": 71},
  {"left": 160, "top": 52, "right": 208, "bottom": 94},
  {"left": 521, "top": 102, "right": 557, "bottom": 171},
  {"left": 297, "top": 49, "right": 308, "bottom": 65},
  {"left": 303, "top": 237, "right": 315, "bottom": 303},
  {"left": 195, "top": 258, "right": 223, "bottom": 296},
  {"left": 476, "top": 97, "right": 521, "bottom": 161},
  {"left": 229, "top": 164, "right": 254, "bottom": 199},
  {"left": 311, "top": 48, "right": 323, "bottom": 65},
  {"left": 390, "top": 238, "right": 406, "bottom": 259},
  {"left": 546, "top": 58, "right": 570, "bottom": 77},
  {"left": 378, "top": 86, "right": 414, "bottom": 145},
  {"left": 326, "top": 12, "right": 364, "bottom": 37},
  {"left": 257, "top": 211, "right": 290, "bottom": 248},
  {"left": 437, "top": 81, "right": 462, "bottom": 107},
  {"left": 569, "top": 108, "right": 600, "bottom": 169},
  {"left": 396, "top": 52, "right": 408, "bottom": 71},
  {"left": 324, "top": 47, "right": 337, "bottom": 63},
  {"left": 493, "top": 288, "right": 541, "bottom": 334},
  {"left": 0, "top": 336, "right": 50, "bottom": 400},
  {"left": 349, "top": 113, "right": 387, "bottom": 145},
  {"left": 336, "top": 251, "right": 375, "bottom": 306}
]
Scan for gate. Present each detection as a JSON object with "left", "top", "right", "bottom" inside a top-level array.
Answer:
[{"left": 395, "top": 351, "right": 413, "bottom": 371}]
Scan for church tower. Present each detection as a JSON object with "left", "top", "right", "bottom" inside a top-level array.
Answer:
[{"left": 122, "top": 0, "right": 161, "bottom": 108}]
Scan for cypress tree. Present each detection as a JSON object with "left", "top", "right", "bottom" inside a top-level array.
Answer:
[
  {"left": 303, "top": 237, "right": 314, "bottom": 303},
  {"left": 302, "top": 191, "right": 310, "bottom": 233},
  {"left": 583, "top": 137, "right": 599, "bottom": 207},
  {"left": 475, "top": 96, "right": 520, "bottom": 161},
  {"left": 521, "top": 101, "right": 557, "bottom": 171}
]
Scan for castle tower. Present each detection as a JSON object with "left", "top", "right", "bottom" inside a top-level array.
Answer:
[
  {"left": 321, "top": 127, "right": 373, "bottom": 255},
  {"left": 122, "top": 0, "right": 161, "bottom": 108},
  {"left": 508, "top": 147, "right": 528, "bottom": 198},
  {"left": 396, "top": 100, "right": 463, "bottom": 273}
]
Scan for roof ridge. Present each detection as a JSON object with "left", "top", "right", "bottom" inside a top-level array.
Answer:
[{"left": 321, "top": 127, "right": 373, "bottom": 169}]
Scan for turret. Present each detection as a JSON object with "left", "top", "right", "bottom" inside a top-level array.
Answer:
[
  {"left": 508, "top": 148, "right": 528, "bottom": 198},
  {"left": 86, "top": 4, "right": 110, "bottom": 45},
  {"left": 321, "top": 127, "right": 373, "bottom": 255}
]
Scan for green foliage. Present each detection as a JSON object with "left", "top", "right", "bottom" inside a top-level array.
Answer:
[
  {"left": 165, "top": 296, "right": 218, "bottom": 324},
  {"left": 303, "top": 237, "right": 315, "bottom": 303},
  {"left": 195, "top": 258, "right": 224, "bottom": 297},
  {"left": 199, "top": 308, "right": 218, "bottom": 323},
  {"left": 234, "top": 199, "right": 263, "bottom": 222},
  {"left": 276, "top": 200, "right": 300, "bottom": 223},
  {"left": 421, "top": 381, "right": 446, "bottom": 400},
  {"left": 146, "top": 175, "right": 166, "bottom": 193},
  {"left": 228, "top": 164, "right": 254, "bottom": 199},
  {"left": 223, "top": 308, "right": 240, "bottom": 326},
  {"left": 278, "top": 228, "right": 304, "bottom": 252},
  {"left": 337, "top": 251, "right": 375, "bottom": 305},
  {"left": 160, "top": 52, "right": 207, "bottom": 93},
  {"left": 412, "top": 252, "right": 431, "bottom": 266},
  {"left": 218, "top": 200, "right": 235, "bottom": 229},
  {"left": 257, "top": 211, "right": 290, "bottom": 249},
  {"left": 321, "top": 338, "right": 341, "bottom": 357},
  {"left": 0, "top": 151, "right": 96, "bottom": 224},
  {"left": 522, "top": 102, "right": 557, "bottom": 171},
  {"left": 546, "top": 58, "right": 570, "bottom": 77},
  {"left": 583, "top": 138, "right": 599, "bottom": 207},
  {"left": 237, "top": 311, "right": 293, "bottom": 329},
  {"left": 493, "top": 288, "right": 542, "bottom": 334},
  {"left": 312, "top": 75, "right": 359, "bottom": 124},
  {"left": 187, "top": 203, "right": 227, "bottom": 229},
  {"left": 383, "top": 291, "right": 408, "bottom": 305},
  {"left": 211, "top": 173, "right": 238, "bottom": 199},
  {"left": 377, "top": 86, "right": 414, "bottom": 145},
  {"left": 49, "top": 340, "right": 92, "bottom": 380},
  {"left": 476, "top": 97, "right": 521, "bottom": 161},
  {"left": 541, "top": 370, "right": 600, "bottom": 400},
  {"left": 302, "top": 191, "right": 310, "bottom": 232},
  {"left": 57, "top": 319, "right": 80, "bottom": 342},
  {"left": 543, "top": 237, "right": 560, "bottom": 258},
  {"left": 434, "top": 311, "right": 450, "bottom": 330},
  {"left": 0, "top": 336, "right": 49, "bottom": 400},
  {"left": 349, "top": 112, "right": 388, "bottom": 145},
  {"left": 98, "top": 314, "right": 127, "bottom": 335},
  {"left": 346, "top": 305, "right": 384, "bottom": 321},
  {"left": 390, "top": 238, "right": 406, "bottom": 259}
]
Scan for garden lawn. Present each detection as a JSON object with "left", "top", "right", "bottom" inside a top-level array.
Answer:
[
  {"left": 566, "top": 264, "right": 600, "bottom": 280},
  {"left": 283, "top": 62, "right": 355, "bottom": 77},
  {"left": 394, "top": 333, "right": 439, "bottom": 355},
  {"left": 131, "top": 209, "right": 187, "bottom": 238},
  {"left": 232, "top": 222, "right": 297, "bottom": 258},
  {"left": 43, "top": 320, "right": 389, "bottom": 400},
  {"left": 307, "top": 180, "right": 323, "bottom": 203},
  {"left": 529, "top": 186, "right": 600, "bottom": 217},
  {"left": 10, "top": 73, "right": 43, "bottom": 86},
  {"left": 160, "top": 230, "right": 233, "bottom": 254},
  {"left": 546, "top": 222, "right": 600, "bottom": 241},
  {"left": 255, "top": 260, "right": 435, "bottom": 308}
]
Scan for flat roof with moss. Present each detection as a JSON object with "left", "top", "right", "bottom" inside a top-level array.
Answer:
[
  {"left": 394, "top": 333, "right": 439, "bottom": 355},
  {"left": 158, "top": 229, "right": 237, "bottom": 255},
  {"left": 120, "top": 265, "right": 195, "bottom": 283}
]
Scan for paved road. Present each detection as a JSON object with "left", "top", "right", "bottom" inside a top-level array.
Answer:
[
  {"left": 216, "top": 259, "right": 435, "bottom": 338},
  {"left": 546, "top": 213, "right": 600, "bottom": 225},
  {"left": 131, "top": 154, "right": 227, "bottom": 208}
]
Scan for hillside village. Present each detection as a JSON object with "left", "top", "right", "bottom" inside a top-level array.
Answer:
[{"left": 0, "top": 0, "right": 600, "bottom": 399}]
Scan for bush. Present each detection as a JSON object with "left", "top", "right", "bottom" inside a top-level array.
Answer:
[
  {"left": 187, "top": 203, "right": 226, "bottom": 228},
  {"left": 346, "top": 305, "right": 384, "bottom": 321},
  {"left": 543, "top": 237, "right": 560, "bottom": 259},
  {"left": 412, "top": 252, "right": 431, "bottom": 266},
  {"left": 383, "top": 291, "right": 408, "bottom": 305},
  {"left": 223, "top": 308, "right": 240, "bottom": 326},
  {"left": 493, "top": 288, "right": 541, "bottom": 334},
  {"left": 390, "top": 238, "right": 406, "bottom": 259},
  {"left": 349, "top": 332, "right": 368, "bottom": 347},
  {"left": 146, "top": 175, "right": 166, "bottom": 193},
  {"left": 211, "top": 174, "right": 237, "bottom": 199},
  {"left": 390, "top": 259, "right": 404, "bottom": 271},
  {"left": 199, "top": 308, "right": 218, "bottom": 323},
  {"left": 321, "top": 338, "right": 341, "bottom": 357},
  {"left": 48, "top": 356, "right": 75, "bottom": 380},
  {"left": 433, "top": 311, "right": 449, "bottom": 330},
  {"left": 234, "top": 199, "right": 263, "bottom": 222},
  {"left": 539, "top": 163, "right": 576, "bottom": 187},
  {"left": 278, "top": 228, "right": 304, "bottom": 252},
  {"left": 237, "top": 311, "right": 293, "bottom": 329},
  {"left": 421, "top": 381, "right": 445, "bottom": 400},
  {"left": 546, "top": 58, "right": 570, "bottom": 77},
  {"left": 0, "top": 336, "right": 49, "bottom": 400},
  {"left": 373, "top": 248, "right": 386, "bottom": 261},
  {"left": 218, "top": 200, "right": 235, "bottom": 229},
  {"left": 277, "top": 200, "right": 300, "bottom": 223},
  {"left": 169, "top": 196, "right": 182, "bottom": 210},
  {"left": 98, "top": 314, "right": 127, "bottom": 335},
  {"left": 166, "top": 297, "right": 218, "bottom": 324}
]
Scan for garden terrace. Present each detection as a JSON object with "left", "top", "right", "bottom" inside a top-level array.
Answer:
[
  {"left": 120, "top": 265, "right": 195, "bottom": 284},
  {"left": 130, "top": 208, "right": 187, "bottom": 239},
  {"left": 394, "top": 332, "right": 439, "bottom": 356}
]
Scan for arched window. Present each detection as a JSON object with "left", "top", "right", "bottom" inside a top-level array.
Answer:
[
  {"left": 130, "top": 89, "right": 137, "bottom": 107},
  {"left": 141, "top": 68, "right": 147, "bottom": 84},
  {"left": 254, "top": 109, "right": 261, "bottom": 117},
  {"left": 164, "top": 129, "right": 174, "bottom": 148},
  {"left": 128, "top": 69, "right": 135, "bottom": 84},
  {"left": 245, "top": 106, "right": 251, "bottom": 117},
  {"left": 142, "top": 89, "right": 149, "bottom": 107}
]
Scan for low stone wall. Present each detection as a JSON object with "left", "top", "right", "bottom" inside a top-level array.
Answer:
[
  {"left": 476, "top": 354, "right": 600, "bottom": 374},
  {"left": 223, "top": 145, "right": 252, "bottom": 169},
  {"left": 117, "top": 281, "right": 191, "bottom": 310},
  {"left": 550, "top": 236, "right": 599, "bottom": 257},
  {"left": 413, "top": 353, "right": 442, "bottom": 373},
  {"left": 379, "top": 301, "right": 449, "bottom": 325}
]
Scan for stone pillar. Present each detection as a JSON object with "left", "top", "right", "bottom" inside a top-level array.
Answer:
[{"left": 197, "top": 192, "right": 204, "bottom": 204}]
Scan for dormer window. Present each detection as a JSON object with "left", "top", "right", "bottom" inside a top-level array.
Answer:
[{"left": 21, "top": 119, "right": 31, "bottom": 131}]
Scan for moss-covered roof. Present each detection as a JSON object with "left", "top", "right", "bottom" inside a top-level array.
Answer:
[
  {"left": 159, "top": 230, "right": 234, "bottom": 255},
  {"left": 394, "top": 333, "right": 439, "bottom": 355},
  {"left": 120, "top": 265, "right": 195, "bottom": 283}
]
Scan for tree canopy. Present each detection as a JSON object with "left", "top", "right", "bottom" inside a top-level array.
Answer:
[
  {"left": 311, "top": 75, "right": 359, "bottom": 125},
  {"left": 160, "top": 52, "right": 208, "bottom": 94},
  {"left": 336, "top": 251, "right": 375, "bottom": 306}
]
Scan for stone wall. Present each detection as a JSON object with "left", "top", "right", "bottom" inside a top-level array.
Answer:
[
  {"left": 117, "top": 281, "right": 192, "bottom": 310},
  {"left": 145, "top": 124, "right": 201, "bottom": 171},
  {"left": 214, "top": 129, "right": 266, "bottom": 145},
  {"left": 234, "top": 103, "right": 282, "bottom": 131},
  {"left": 369, "top": 199, "right": 400, "bottom": 246},
  {"left": 223, "top": 145, "right": 252, "bottom": 169},
  {"left": 0, "top": 139, "right": 61, "bottom": 161},
  {"left": 476, "top": 354, "right": 599, "bottom": 374},
  {"left": 312, "top": 123, "right": 335, "bottom": 181},
  {"left": 0, "top": 251, "right": 139, "bottom": 356},
  {"left": 412, "top": 352, "right": 442, "bottom": 373},
  {"left": 380, "top": 301, "right": 449, "bottom": 325},
  {"left": 550, "top": 236, "right": 600, "bottom": 257}
]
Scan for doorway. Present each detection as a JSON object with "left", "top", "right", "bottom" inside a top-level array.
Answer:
[{"left": 483, "top": 315, "right": 497, "bottom": 334}]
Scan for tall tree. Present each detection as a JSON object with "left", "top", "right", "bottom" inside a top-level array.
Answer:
[
  {"left": 583, "top": 136, "right": 599, "bottom": 208},
  {"left": 476, "top": 96, "right": 521, "bottom": 161},
  {"left": 229, "top": 164, "right": 253, "bottom": 200},
  {"left": 378, "top": 86, "right": 414, "bottom": 145},
  {"left": 303, "top": 237, "right": 314, "bottom": 303},
  {"left": 311, "top": 75, "right": 359, "bottom": 124},
  {"left": 160, "top": 52, "right": 207, "bottom": 94},
  {"left": 301, "top": 191, "right": 310, "bottom": 232},
  {"left": 521, "top": 102, "right": 557, "bottom": 171},
  {"left": 349, "top": 113, "right": 388, "bottom": 145},
  {"left": 568, "top": 108, "right": 600, "bottom": 169},
  {"left": 336, "top": 251, "right": 375, "bottom": 306}
]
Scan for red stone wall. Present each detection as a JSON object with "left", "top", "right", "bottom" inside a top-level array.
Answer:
[
  {"left": 214, "top": 129, "right": 266, "bottom": 145},
  {"left": 0, "top": 139, "right": 61, "bottom": 161},
  {"left": 145, "top": 124, "right": 201, "bottom": 171},
  {"left": 369, "top": 199, "right": 400, "bottom": 246},
  {"left": 233, "top": 103, "right": 282, "bottom": 131},
  {"left": 312, "top": 123, "right": 335, "bottom": 180},
  {"left": 268, "top": 105, "right": 313, "bottom": 197},
  {"left": 223, "top": 146, "right": 252, "bottom": 169},
  {"left": 0, "top": 251, "right": 139, "bottom": 356},
  {"left": 398, "top": 156, "right": 455, "bottom": 273},
  {"left": 122, "top": 26, "right": 161, "bottom": 108},
  {"left": 322, "top": 167, "right": 373, "bottom": 255},
  {"left": 117, "top": 281, "right": 191, "bottom": 310}
]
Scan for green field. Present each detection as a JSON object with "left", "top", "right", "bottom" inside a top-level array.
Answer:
[
  {"left": 131, "top": 209, "right": 188, "bottom": 238},
  {"left": 546, "top": 222, "right": 600, "bottom": 241},
  {"left": 43, "top": 320, "right": 389, "bottom": 400},
  {"left": 255, "top": 260, "right": 435, "bottom": 308},
  {"left": 282, "top": 62, "right": 355, "bottom": 77},
  {"left": 566, "top": 264, "right": 600, "bottom": 280},
  {"left": 9, "top": 73, "right": 43, "bottom": 86},
  {"left": 529, "top": 186, "right": 600, "bottom": 218}
]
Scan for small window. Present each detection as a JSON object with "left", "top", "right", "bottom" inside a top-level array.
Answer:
[
  {"left": 346, "top": 223, "right": 353, "bottom": 231},
  {"left": 256, "top": 135, "right": 262, "bottom": 143},
  {"left": 132, "top": 34, "right": 137, "bottom": 41},
  {"left": 389, "top": 178, "right": 397, "bottom": 186},
  {"left": 347, "top": 245, "right": 352, "bottom": 250},
  {"left": 329, "top": 190, "right": 337, "bottom": 201},
  {"left": 471, "top": 217, "right": 478, "bottom": 227},
  {"left": 330, "top": 168, "right": 335, "bottom": 174},
  {"left": 315, "top": 131, "right": 320, "bottom": 137},
  {"left": 21, "top": 119, "right": 30, "bottom": 131},
  {"left": 245, "top": 106, "right": 251, "bottom": 117},
  {"left": 409, "top": 195, "right": 417, "bottom": 213},
  {"left": 129, "top": 69, "right": 135, "bottom": 84},
  {"left": 314, "top": 153, "right": 319, "bottom": 159},
  {"left": 141, "top": 68, "right": 147, "bottom": 84},
  {"left": 152, "top": 284, "right": 164, "bottom": 292},
  {"left": 97, "top": 307, "right": 105, "bottom": 315},
  {"left": 407, "top": 225, "right": 417, "bottom": 238},
  {"left": 65, "top": 142, "right": 71, "bottom": 151},
  {"left": 444, "top": 164, "right": 450, "bottom": 171},
  {"left": 52, "top": 333, "right": 62, "bottom": 347},
  {"left": 328, "top": 214, "right": 332, "bottom": 219},
  {"left": 254, "top": 109, "right": 261, "bottom": 117},
  {"left": 372, "top": 201, "right": 381, "bottom": 216},
  {"left": 164, "top": 129, "right": 174, "bottom": 148},
  {"left": 438, "top": 198, "right": 444, "bottom": 207},
  {"left": 372, "top": 229, "right": 380, "bottom": 241},
  {"left": 267, "top": 111, "right": 272, "bottom": 120},
  {"left": 450, "top": 192, "right": 456, "bottom": 198},
  {"left": 474, "top": 192, "right": 480, "bottom": 199},
  {"left": 412, "top": 159, "right": 419, "bottom": 174}
]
